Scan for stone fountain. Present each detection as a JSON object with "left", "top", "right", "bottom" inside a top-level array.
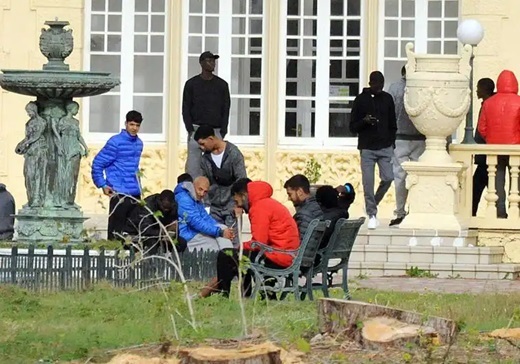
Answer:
[
  {"left": 0, "top": 20, "right": 119, "bottom": 243},
  {"left": 400, "top": 43, "right": 471, "bottom": 231}
]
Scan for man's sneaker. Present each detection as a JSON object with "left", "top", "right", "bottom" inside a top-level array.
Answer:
[
  {"left": 367, "top": 216, "right": 379, "bottom": 230},
  {"left": 389, "top": 216, "right": 405, "bottom": 227}
]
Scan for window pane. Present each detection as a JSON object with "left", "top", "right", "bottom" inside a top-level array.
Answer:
[
  {"left": 444, "top": 21, "right": 458, "bottom": 37},
  {"left": 108, "top": 0, "right": 122, "bottom": 12},
  {"left": 385, "top": 0, "right": 398, "bottom": 16},
  {"left": 285, "top": 100, "right": 315, "bottom": 137},
  {"left": 134, "top": 35, "right": 148, "bottom": 52},
  {"left": 231, "top": 58, "right": 261, "bottom": 94},
  {"left": 188, "top": 36, "right": 202, "bottom": 53},
  {"left": 92, "top": 15, "right": 105, "bottom": 32},
  {"left": 151, "top": 0, "right": 165, "bottom": 12},
  {"left": 133, "top": 96, "right": 163, "bottom": 133},
  {"left": 206, "top": 0, "right": 219, "bottom": 14},
  {"left": 331, "top": 0, "right": 343, "bottom": 15},
  {"left": 402, "top": 0, "right": 415, "bottom": 17},
  {"left": 402, "top": 20, "right": 414, "bottom": 37},
  {"left": 150, "top": 35, "right": 164, "bottom": 52},
  {"left": 329, "top": 102, "right": 355, "bottom": 137},
  {"left": 428, "top": 0, "right": 442, "bottom": 17},
  {"left": 445, "top": 0, "right": 459, "bottom": 17},
  {"left": 346, "top": 20, "right": 360, "bottom": 36},
  {"left": 206, "top": 17, "right": 219, "bottom": 34},
  {"left": 135, "top": 0, "right": 149, "bottom": 12},
  {"left": 427, "top": 41, "right": 441, "bottom": 53},
  {"left": 348, "top": 0, "right": 361, "bottom": 16},
  {"left": 444, "top": 40, "right": 458, "bottom": 54},
  {"left": 232, "top": 37, "right": 246, "bottom": 55},
  {"left": 230, "top": 98, "right": 260, "bottom": 136},
  {"left": 189, "top": 16, "right": 203, "bottom": 33},
  {"left": 385, "top": 20, "right": 398, "bottom": 37},
  {"left": 151, "top": 15, "right": 165, "bottom": 32},
  {"left": 134, "top": 55, "right": 164, "bottom": 92},
  {"left": 285, "top": 59, "right": 316, "bottom": 97},
  {"left": 384, "top": 60, "right": 405, "bottom": 91},
  {"left": 232, "top": 0, "right": 246, "bottom": 14},
  {"left": 250, "top": 0, "right": 263, "bottom": 14},
  {"left": 190, "top": 0, "right": 203, "bottom": 12},
  {"left": 92, "top": 0, "right": 105, "bottom": 12},
  {"left": 384, "top": 40, "right": 398, "bottom": 57},
  {"left": 107, "top": 15, "right": 122, "bottom": 32},
  {"left": 206, "top": 37, "right": 219, "bottom": 53},
  {"left": 188, "top": 56, "right": 200, "bottom": 78},
  {"left": 428, "top": 21, "right": 441, "bottom": 37},
  {"left": 91, "top": 34, "right": 105, "bottom": 52},
  {"left": 250, "top": 19, "right": 262, "bottom": 34},
  {"left": 135, "top": 15, "right": 148, "bottom": 32},
  {"left": 89, "top": 95, "right": 120, "bottom": 133},
  {"left": 90, "top": 55, "right": 120, "bottom": 92},
  {"left": 107, "top": 34, "right": 121, "bottom": 51}
]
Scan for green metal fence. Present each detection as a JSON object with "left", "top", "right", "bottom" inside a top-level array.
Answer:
[{"left": 0, "top": 246, "right": 218, "bottom": 291}]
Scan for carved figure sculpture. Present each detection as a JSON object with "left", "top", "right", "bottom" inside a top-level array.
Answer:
[
  {"left": 53, "top": 101, "right": 88, "bottom": 207},
  {"left": 15, "top": 101, "right": 48, "bottom": 207}
]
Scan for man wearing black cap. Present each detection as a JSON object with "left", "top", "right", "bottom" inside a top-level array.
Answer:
[{"left": 182, "top": 51, "right": 231, "bottom": 178}]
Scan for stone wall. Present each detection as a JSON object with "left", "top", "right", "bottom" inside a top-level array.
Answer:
[{"left": 478, "top": 231, "right": 520, "bottom": 263}]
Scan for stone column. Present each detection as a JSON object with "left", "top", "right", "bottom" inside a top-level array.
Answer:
[{"left": 399, "top": 43, "right": 472, "bottom": 231}]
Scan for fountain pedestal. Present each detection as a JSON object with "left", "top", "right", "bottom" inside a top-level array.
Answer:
[
  {"left": 399, "top": 43, "right": 472, "bottom": 231},
  {"left": 0, "top": 20, "right": 119, "bottom": 243}
]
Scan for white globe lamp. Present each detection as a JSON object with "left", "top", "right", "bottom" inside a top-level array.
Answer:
[{"left": 457, "top": 19, "right": 484, "bottom": 46}]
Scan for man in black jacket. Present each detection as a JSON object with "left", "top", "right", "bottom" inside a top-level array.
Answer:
[
  {"left": 0, "top": 183, "right": 15, "bottom": 241},
  {"left": 124, "top": 189, "right": 187, "bottom": 254},
  {"left": 183, "top": 51, "right": 231, "bottom": 178},
  {"left": 349, "top": 71, "right": 397, "bottom": 230},
  {"left": 284, "top": 174, "right": 324, "bottom": 240},
  {"left": 316, "top": 185, "right": 348, "bottom": 249}
]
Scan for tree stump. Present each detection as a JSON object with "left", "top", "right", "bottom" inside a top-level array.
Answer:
[
  {"left": 318, "top": 298, "right": 458, "bottom": 345},
  {"left": 178, "top": 342, "right": 282, "bottom": 364}
]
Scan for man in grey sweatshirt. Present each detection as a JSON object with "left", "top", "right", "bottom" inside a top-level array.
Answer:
[
  {"left": 0, "top": 183, "right": 15, "bottom": 240},
  {"left": 388, "top": 66, "right": 425, "bottom": 226},
  {"left": 194, "top": 125, "right": 247, "bottom": 245}
]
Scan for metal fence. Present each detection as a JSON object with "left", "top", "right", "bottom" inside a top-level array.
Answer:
[{"left": 0, "top": 246, "right": 218, "bottom": 291}]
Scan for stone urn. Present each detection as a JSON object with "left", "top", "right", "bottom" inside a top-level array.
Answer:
[
  {"left": 399, "top": 43, "right": 472, "bottom": 231},
  {"left": 404, "top": 42, "right": 472, "bottom": 164}
]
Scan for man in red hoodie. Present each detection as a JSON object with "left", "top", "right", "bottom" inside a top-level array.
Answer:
[
  {"left": 478, "top": 70, "right": 520, "bottom": 218},
  {"left": 231, "top": 178, "right": 300, "bottom": 298}
]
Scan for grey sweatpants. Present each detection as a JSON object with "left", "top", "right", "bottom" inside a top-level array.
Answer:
[
  {"left": 393, "top": 140, "right": 426, "bottom": 218},
  {"left": 185, "top": 126, "right": 222, "bottom": 179},
  {"left": 187, "top": 224, "right": 233, "bottom": 252},
  {"left": 361, "top": 146, "right": 394, "bottom": 217}
]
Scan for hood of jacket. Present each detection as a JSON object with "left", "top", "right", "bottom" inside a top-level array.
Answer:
[
  {"left": 247, "top": 181, "right": 273, "bottom": 206},
  {"left": 174, "top": 181, "right": 198, "bottom": 201},
  {"left": 497, "top": 70, "right": 519, "bottom": 94},
  {"left": 0, "top": 184, "right": 5, "bottom": 192}
]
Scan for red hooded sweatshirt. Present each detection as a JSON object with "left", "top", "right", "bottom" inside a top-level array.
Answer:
[
  {"left": 478, "top": 70, "right": 520, "bottom": 144},
  {"left": 242, "top": 181, "right": 300, "bottom": 268}
]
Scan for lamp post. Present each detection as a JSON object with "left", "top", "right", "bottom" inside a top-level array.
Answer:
[{"left": 457, "top": 19, "right": 484, "bottom": 144}]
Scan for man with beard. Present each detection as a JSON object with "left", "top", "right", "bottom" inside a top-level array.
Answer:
[{"left": 283, "top": 174, "right": 324, "bottom": 240}]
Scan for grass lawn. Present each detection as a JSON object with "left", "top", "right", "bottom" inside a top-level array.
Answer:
[{"left": 1, "top": 281, "right": 520, "bottom": 363}]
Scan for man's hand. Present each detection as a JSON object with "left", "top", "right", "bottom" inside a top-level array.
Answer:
[
  {"left": 222, "top": 228, "right": 235, "bottom": 240},
  {"left": 102, "top": 186, "right": 115, "bottom": 196},
  {"left": 363, "top": 114, "right": 377, "bottom": 125}
]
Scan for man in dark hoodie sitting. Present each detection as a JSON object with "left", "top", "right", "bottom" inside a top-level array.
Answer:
[
  {"left": 284, "top": 174, "right": 324, "bottom": 240},
  {"left": 315, "top": 185, "right": 349, "bottom": 249},
  {"left": 349, "top": 71, "right": 397, "bottom": 230},
  {"left": 0, "top": 183, "right": 15, "bottom": 241},
  {"left": 124, "top": 189, "right": 187, "bottom": 254}
]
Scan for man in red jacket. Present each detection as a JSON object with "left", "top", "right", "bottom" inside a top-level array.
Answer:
[
  {"left": 478, "top": 70, "right": 520, "bottom": 218},
  {"left": 231, "top": 178, "right": 300, "bottom": 298}
]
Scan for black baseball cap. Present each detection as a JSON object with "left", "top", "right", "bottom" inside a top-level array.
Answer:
[{"left": 199, "top": 51, "right": 219, "bottom": 62}]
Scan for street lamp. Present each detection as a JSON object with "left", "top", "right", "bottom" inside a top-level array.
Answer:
[{"left": 457, "top": 19, "right": 484, "bottom": 144}]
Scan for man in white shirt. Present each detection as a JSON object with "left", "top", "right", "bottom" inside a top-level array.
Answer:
[{"left": 193, "top": 125, "right": 247, "bottom": 245}]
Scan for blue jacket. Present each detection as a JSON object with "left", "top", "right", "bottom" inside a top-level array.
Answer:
[
  {"left": 174, "top": 182, "right": 221, "bottom": 242},
  {"left": 91, "top": 129, "right": 143, "bottom": 196}
]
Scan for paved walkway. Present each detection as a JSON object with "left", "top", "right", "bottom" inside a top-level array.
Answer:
[{"left": 354, "top": 277, "right": 520, "bottom": 294}]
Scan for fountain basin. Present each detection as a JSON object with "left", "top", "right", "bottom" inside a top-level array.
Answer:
[{"left": 0, "top": 70, "right": 120, "bottom": 98}]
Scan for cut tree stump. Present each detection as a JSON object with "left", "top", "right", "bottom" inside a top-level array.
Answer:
[
  {"left": 178, "top": 342, "right": 282, "bottom": 364},
  {"left": 318, "top": 298, "right": 458, "bottom": 345}
]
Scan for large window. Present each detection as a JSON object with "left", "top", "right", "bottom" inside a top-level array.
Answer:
[
  {"left": 85, "top": 0, "right": 168, "bottom": 142},
  {"left": 279, "top": 0, "right": 364, "bottom": 146},
  {"left": 182, "top": 0, "right": 265, "bottom": 144},
  {"left": 379, "top": 0, "right": 459, "bottom": 88}
]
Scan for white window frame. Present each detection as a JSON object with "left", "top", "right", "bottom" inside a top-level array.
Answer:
[
  {"left": 377, "top": 0, "right": 460, "bottom": 72},
  {"left": 180, "top": 0, "right": 267, "bottom": 146},
  {"left": 83, "top": 0, "right": 169, "bottom": 144},
  {"left": 278, "top": 0, "right": 366, "bottom": 148}
]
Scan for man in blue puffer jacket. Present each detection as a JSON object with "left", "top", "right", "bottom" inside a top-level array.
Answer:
[
  {"left": 91, "top": 110, "right": 144, "bottom": 241},
  {"left": 175, "top": 176, "right": 234, "bottom": 251}
]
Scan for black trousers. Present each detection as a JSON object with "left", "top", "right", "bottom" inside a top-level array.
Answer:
[
  {"left": 472, "top": 161, "right": 488, "bottom": 216},
  {"left": 108, "top": 194, "right": 140, "bottom": 241}
]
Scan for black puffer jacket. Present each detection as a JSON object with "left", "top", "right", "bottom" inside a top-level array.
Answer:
[
  {"left": 293, "top": 196, "right": 323, "bottom": 240},
  {"left": 0, "top": 184, "right": 15, "bottom": 240}
]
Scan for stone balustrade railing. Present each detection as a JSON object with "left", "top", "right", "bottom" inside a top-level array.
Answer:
[{"left": 450, "top": 144, "right": 520, "bottom": 230}]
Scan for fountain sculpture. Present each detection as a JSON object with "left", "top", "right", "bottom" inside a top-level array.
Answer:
[{"left": 0, "top": 20, "right": 119, "bottom": 243}]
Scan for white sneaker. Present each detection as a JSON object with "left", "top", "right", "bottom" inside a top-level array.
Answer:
[{"left": 367, "top": 216, "right": 379, "bottom": 230}]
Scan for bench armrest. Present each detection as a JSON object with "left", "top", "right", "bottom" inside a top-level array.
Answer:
[{"left": 249, "top": 241, "right": 298, "bottom": 263}]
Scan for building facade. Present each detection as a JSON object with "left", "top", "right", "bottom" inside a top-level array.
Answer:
[{"left": 0, "top": 0, "right": 515, "bottom": 217}]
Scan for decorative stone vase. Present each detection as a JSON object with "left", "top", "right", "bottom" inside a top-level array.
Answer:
[
  {"left": 404, "top": 42, "right": 472, "bottom": 164},
  {"left": 399, "top": 43, "right": 473, "bottom": 231},
  {"left": 39, "top": 20, "right": 73, "bottom": 71}
]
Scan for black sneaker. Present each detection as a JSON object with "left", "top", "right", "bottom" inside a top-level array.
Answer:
[{"left": 389, "top": 216, "right": 405, "bottom": 226}]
